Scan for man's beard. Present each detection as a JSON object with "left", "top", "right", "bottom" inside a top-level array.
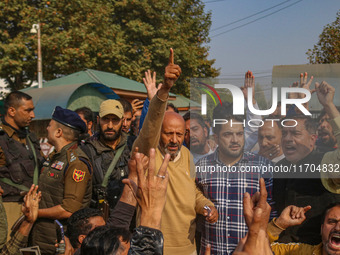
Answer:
[
  {"left": 100, "top": 125, "right": 122, "bottom": 142},
  {"left": 324, "top": 230, "right": 340, "bottom": 255},
  {"left": 319, "top": 128, "right": 336, "bottom": 147},
  {"left": 162, "top": 142, "right": 182, "bottom": 161},
  {"left": 190, "top": 137, "right": 206, "bottom": 154}
]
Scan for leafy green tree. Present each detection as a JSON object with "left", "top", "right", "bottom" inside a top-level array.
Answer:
[
  {"left": 112, "top": 0, "right": 219, "bottom": 95},
  {"left": 306, "top": 10, "right": 340, "bottom": 64},
  {"left": 0, "top": 0, "right": 122, "bottom": 90},
  {"left": 0, "top": 0, "right": 219, "bottom": 95},
  {"left": 0, "top": 0, "right": 37, "bottom": 90}
]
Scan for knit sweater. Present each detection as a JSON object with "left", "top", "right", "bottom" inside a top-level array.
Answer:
[
  {"left": 133, "top": 94, "right": 213, "bottom": 254},
  {"left": 155, "top": 147, "right": 213, "bottom": 254}
]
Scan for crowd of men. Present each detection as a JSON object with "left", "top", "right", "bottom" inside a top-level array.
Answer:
[{"left": 0, "top": 49, "right": 339, "bottom": 255}]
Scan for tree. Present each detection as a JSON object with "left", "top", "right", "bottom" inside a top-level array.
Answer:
[
  {"left": 0, "top": 0, "right": 37, "bottom": 91},
  {"left": 0, "top": 0, "right": 122, "bottom": 90},
  {"left": 306, "top": 10, "right": 340, "bottom": 64},
  {"left": 0, "top": 0, "right": 219, "bottom": 95},
  {"left": 112, "top": 0, "right": 219, "bottom": 95}
]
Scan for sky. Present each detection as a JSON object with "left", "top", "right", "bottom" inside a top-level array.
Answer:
[{"left": 204, "top": 0, "right": 340, "bottom": 83}]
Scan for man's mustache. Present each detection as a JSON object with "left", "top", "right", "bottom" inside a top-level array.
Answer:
[
  {"left": 104, "top": 128, "right": 116, "bottom": 132},
  {"left": 319, "top": 128, "right": 331, "bottom": 135},
  {"left": 190, "top": 138, "right": 199, "bottom": 143},
  {"left": 166, "top": 142, "right": 179, "bottom": 147},
  {"left": 229, "top": 143, "right": 241, "bottom": 148}
]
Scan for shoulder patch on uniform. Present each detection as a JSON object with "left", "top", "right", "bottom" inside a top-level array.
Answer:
[{"left": 72, "top": 169, "right": 86, "bottom": 182}]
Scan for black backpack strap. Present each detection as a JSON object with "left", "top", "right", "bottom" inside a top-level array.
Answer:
[
  {"left": 101, "top": 143, "right": 126, "bottom": 188},
  {"left": 26, "top": 134, "right": 39, "bottom": 185}
]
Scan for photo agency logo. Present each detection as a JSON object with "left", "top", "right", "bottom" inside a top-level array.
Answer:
[{"left": 192, "top": 80, "right": 312, "bottom": 128}]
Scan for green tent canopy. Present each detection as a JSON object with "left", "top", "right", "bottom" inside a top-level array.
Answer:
[{"left": 22, "top": 82, "right": 119, "bottom": 120}]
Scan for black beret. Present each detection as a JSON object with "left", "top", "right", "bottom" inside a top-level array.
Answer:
[{"left": 52, "top": 106, "right": 86, "bottom": 133}]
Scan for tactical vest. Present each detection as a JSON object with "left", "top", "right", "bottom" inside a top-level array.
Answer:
[
  {"left": 30, "top": 143, "right": 92, "bottom": 254},
  {"left": 0, "top": 130, "right": 44, "bottom": 202},
  {"left": 80, "top": 139, "right": 130, "bottom": 209}
]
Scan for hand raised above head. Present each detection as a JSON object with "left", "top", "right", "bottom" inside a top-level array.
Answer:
[
  {"left": 241, "top": 70, "right": 255, "bottom": 103},
  {"left": 131, "top": 99, "right": 144, "bottom": 115},
  {"left": 143, "top": 70, "right": 163, "bottom": 100},
  {"left": 163, "top": 48, "right": 181, "bottom": 91},
  {"left": 315, "top": 81, "right": 339, "bottom": 119},
  {"left": 315, "top": 81, "right": 335, "bottom": 107},
  {"left": 299, "top": 72, "right": 315, "bottom": 96}
]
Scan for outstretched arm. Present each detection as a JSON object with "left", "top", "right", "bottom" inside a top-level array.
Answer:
[
  {"left": 138, "top": 70, "right": 163, "bottom": 131},
  {"left": 132, "top": 49, "right": 181, "bottom": 156},
  {"left": 242, "top": 71, "right": 260, "bottom": 151}
]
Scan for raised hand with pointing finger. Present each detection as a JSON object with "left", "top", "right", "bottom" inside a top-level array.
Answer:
[
  {"left": 158, "top": 48, "right": 181, "bottom": 100},
  {"left": 274, "top": 205, "right": 311, "bottom": 230}
]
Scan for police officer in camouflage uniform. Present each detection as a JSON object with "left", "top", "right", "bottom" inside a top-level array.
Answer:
[
  {"left": 30, "top": 106, "right": 92, "bottom": 254},
  {"left": 0, "top": 91, "right": 44, "bottom": 241},
  {"left": 80, "top": 100, "right": 130, "bottom": 214}
]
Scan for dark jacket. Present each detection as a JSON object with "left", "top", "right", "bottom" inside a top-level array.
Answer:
[
  {"left": 129, "top": 226, "right": 164, "bottom": 255},
  {"left": 274, "top": 150, "right": 340, "bottom": 245},
  {"left": 0, "top": 124, "right": 44, "bottom": 202}
]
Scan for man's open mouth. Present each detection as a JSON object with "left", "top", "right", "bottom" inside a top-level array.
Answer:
[{"left": 329, "top": 232, "right": 340, "bottom": 250}]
